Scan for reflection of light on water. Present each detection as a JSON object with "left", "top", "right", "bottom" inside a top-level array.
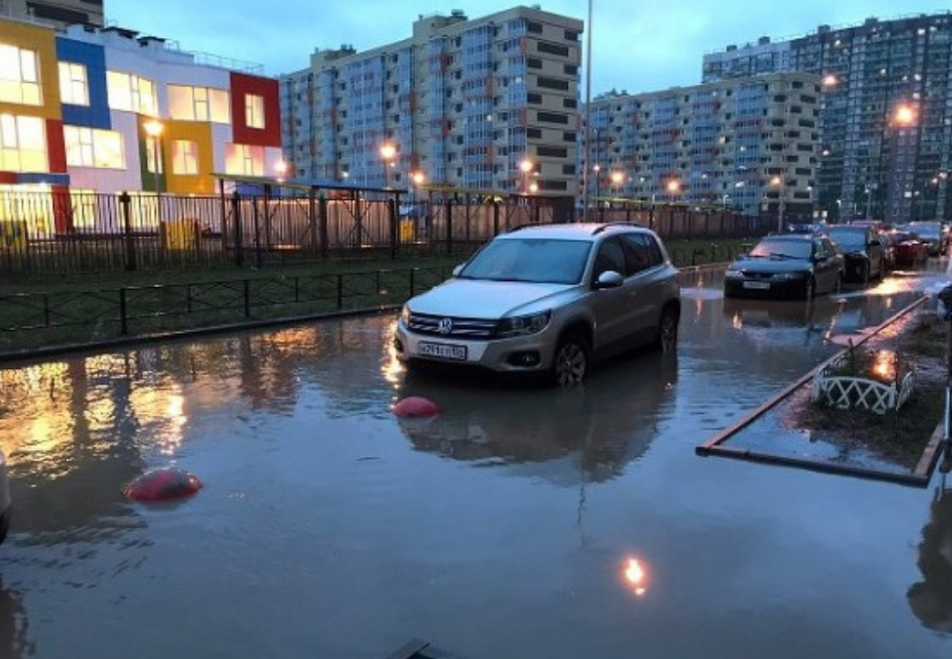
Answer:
[
  {"left": 623, "top": 556, "right": 649, "bottom": 597},
  {"left": 128, "top": 384, "right": 187, "bottom": 455},
  {"left": 732, "top": 312, "right": 743, "bottom": 330},
  {"left": 381, "top": 320, "right": 405, "bottom": 387}
]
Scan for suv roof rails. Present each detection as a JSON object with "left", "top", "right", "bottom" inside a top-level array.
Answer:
[
  {"left": 591, "top": 221, "right": 646, "bottom": 235},
  {"left": 505, "top": 221, "right": 573, "bottom": 233}
]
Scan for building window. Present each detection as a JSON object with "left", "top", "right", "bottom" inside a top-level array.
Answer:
[
  {"left": 107, "top": 71, "right": 157, "bottom": 115},
  {"left": 0, "top": 114, "right": 47, "bottom": 171},
  {"left": 225, "top": 143, "right": 264, "bottom": 176},
  {"left": 245, "top": 94, "right": 265, "bottom": 129},
  {"left": 172, "top": 140, "right": 199, "bottom": 175},
  {"left": 0, "top": 45, "right": 41, "bottom": 106},
  {"left": 64, "top": 126, "right": 125, "bottom": 169},
  {"left": 169, "top": 85, "right": 231, "bottom": 123},
  {"left": 58, "top": 62, "right": 89, "bottom": 106}
]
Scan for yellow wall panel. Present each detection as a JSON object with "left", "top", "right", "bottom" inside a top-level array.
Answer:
[
  {"left": 0, "top": 18, "right": 61, "bottom": 120},
  {"left": 163, "top": 120, "right": 215, "bottom": 195}
]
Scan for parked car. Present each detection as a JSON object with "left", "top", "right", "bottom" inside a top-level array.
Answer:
[
  {"left": 826, "top": 225, "right": 886, "bottom": 283},
  {"left": 888, "top": 230, "right": 929, "bottom": 269},
  {"left": 0, "top": 450, "right": 10, "bottom": 546},
  {"left": 723, "top": 233, "right": 843, "bottom": 300},
  {"left": 394, "top": 223, "right": 681, "bottom": 385},
  {"left": 907, "top": 221, "right": 947, "bottom": 256}
]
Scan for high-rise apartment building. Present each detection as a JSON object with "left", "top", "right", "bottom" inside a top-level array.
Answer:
[
  {"left": 703, "top": 12, "right": 952, "bottom": 223},
  {"left": 280, "top": 7, "right": 583, "bottom": 197},
  {"left": 0, "top": 0, "right": 103, "bottom": 29},
  {"left": 583, "top": 73, "right": 820, "bottom": 220}
]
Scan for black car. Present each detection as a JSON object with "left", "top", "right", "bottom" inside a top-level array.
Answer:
[
  {"left": 826, "top": 225, "right": 885, "bottom": 283},
  {"left": 906, "top": 221, "right": 947, "bottom": 256},
  {"left": 724, "top": 233, "right": 842, "bottom": 300}
]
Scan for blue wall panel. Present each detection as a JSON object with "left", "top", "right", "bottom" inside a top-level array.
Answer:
[{"left": 55, "top": 37, "right": 110, "bottom": 129}]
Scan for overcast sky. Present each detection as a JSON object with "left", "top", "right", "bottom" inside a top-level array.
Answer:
[{"left": 109, "top": 1, "right": 944, "bottom": 94}]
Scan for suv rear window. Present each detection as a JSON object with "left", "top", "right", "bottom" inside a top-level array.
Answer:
[{"left": 459, "top": 238, "right": 593, "bottom": 284}]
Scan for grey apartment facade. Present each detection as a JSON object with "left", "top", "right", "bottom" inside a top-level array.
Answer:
[
  {"left": 704, "top": 12, "right": 952, "bottom": 223},
  {"left": 280, "top": 7, "right": 583, "bottom": 197},
  {"left": 0, "top": 0, "right": 103, "bottom": 28},
  {"left": 583, "top": 73, "right": 821, "bottom": 220}
]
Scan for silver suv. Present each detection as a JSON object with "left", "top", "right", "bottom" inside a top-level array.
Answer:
[{"left": 394, "top": 222, "right": 681, "bottom": 385}]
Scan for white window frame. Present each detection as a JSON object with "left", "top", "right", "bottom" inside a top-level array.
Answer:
[
  {"left": 245, "top": 94, "right": 265, "bottom": 129},
  {"left": 0, "top": 114, "right": 47, "bottom": 172},
  {"left": 169, "top": 85, "right": 231, "bottom": 123},
  {"left": 107, "top": 71, "right": 158, "bottom": 115},
  {"left": 58, "top": 61, "right": 89, "bottom": 106},
  {"left": 171, "top": 139, "right": 199, "bottom": 175},
  {"left": 0, "top": 45, "right": 41, "bottom": 106},
  {"left": 64, "top": 126, "right": 125, "bottom": 169}
]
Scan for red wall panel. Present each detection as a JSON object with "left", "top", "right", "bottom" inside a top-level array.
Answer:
[
  {"left": 46, "top": 119, "right": 68, "bottom": 173},
  {"left": 230, "top": 72, "right": 281, "bottom": 147}
]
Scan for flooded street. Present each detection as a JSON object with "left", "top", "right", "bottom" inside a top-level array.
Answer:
[{"left": 1, "top": 267, "right": 951, "bottom": 658}]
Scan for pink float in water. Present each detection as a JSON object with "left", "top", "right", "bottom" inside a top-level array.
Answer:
[
  {"left": 123, "top": 468, "right": 203, "bottom": 502},
  {"left": 393, "top": 396, "right": 441, "bottom": 418}
]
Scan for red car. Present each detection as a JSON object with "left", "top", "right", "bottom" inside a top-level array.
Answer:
[{"left": 889, "top": 230, "right": 929, "bottom": 269}]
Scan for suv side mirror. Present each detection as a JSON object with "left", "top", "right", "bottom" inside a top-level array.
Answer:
[
  {"left": 452, "top": 264, "right": 464, "bottom": 277},
  {"left": 594, "top": 270, "right": 624, "bottom": 289}
]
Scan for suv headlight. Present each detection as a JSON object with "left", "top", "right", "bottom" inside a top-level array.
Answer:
[
  {"left": 399, "top": 304, "right": 411, "bottom": 326},
  {"left": 497, "top": 311, "right": 551, "bottom": 337}
]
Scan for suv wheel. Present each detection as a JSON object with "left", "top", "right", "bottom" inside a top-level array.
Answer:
[
  {"left": 656, "top": 307, "right": 679, "bottom": 354},
  {"left": 551, "top": 334, "right": 589, "bottom": 386}
]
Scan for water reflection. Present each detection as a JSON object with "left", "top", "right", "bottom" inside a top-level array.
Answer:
[
  {"left": 395, "top": 352, "right": 678, "bottom": 484},
  {"left": 908, "top": 473, "right": 952, "bottom": 634}
]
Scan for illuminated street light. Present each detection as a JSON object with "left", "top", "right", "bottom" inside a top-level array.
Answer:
[
  {"left": 610, "top": 170, "right": 625, "bottom": 195},
  {"left": 822, "top": 73, "right": 839, "bottom": 88},
  {"left": 529, "top": 181, "right": 539, "bottom": 194},
  {"left": 519, "top": 158, "right": 533, "bottom": 194},
  {"left": 274, "top": 159, "right": 288, "bottom": 183},
  {"left": 892, "top": 103, "right": 917, "bottom": 128},
  {"left": 379, "top": 142, "right": 397, "bottom": 188}
]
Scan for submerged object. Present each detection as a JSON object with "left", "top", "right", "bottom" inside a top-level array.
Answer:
[
  {"left": 123, "top": 468, "right": 203, "bottom": 502},
  {"left": 393, "top": 396, "right": 440, "bottom": 418}
]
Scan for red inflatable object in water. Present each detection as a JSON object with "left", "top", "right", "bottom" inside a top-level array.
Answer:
[
  {"left": 123, "top": 468, "right": 203, "bottom": 502},
  {"left": 393, "top": 396, "right": 440, "bottom": 418}
]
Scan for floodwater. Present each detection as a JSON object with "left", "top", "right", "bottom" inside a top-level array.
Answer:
[{"left": 0, "top": 267, "right": 950, "bottom": 659}]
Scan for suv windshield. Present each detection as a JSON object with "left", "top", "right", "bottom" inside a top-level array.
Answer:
[
  {"left": 748, "top": 238, "right": 811, "bottom": 260},
  {"left": 459, "top": 238, "right": 593, "bottom": 284}
]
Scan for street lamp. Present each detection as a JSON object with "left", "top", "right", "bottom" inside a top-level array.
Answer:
[
  {"left": 665, "top": 178, "right": 681, "bottom": 202},
  {"left": 519, "top": 158, "right": 533, "bottom": 194},
  {"left": 274, "top": 159, "right": 288, "bottom": 183},
  {"left": 610, "top": 170, "right": 624, "bottom": 197},
  {"left": 892, "top": 103, "right": 917, "bottom": 128},
  {"left": 770, "top": 175, "right": 785, "bottom": 232},
  {"left": 379, "top": 142, "right": 397, "bottom": 188}
]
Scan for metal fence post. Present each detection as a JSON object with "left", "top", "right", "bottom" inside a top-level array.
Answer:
[
  {"left": 308, "top": 189, "right": 319, "bottom": 256},
  {"left": 409, "top": 268, "right": 415, "bottom": 297},
  {"left": 336, "top": 273, "right": 343, "bottom": 310},
  {"left": 252, "top": 196, "right": 263, "bottom": 269},
  {"left": 493, "top": 201, "right": 500, "bottom": 236},
  {"left": 232, "top": 192, "right": 243, "bottom": 267},
  {"left": 445, "top": 200, "right": 453, "bottom": 256},
  {"left": 389, "top": 197, "right": 398, "bottom": 260},
  {"left": 119, "top": 288, "right": 128, "bottom": 335},
  {"left": 318, "top": 195, "right": 329, "bottom": 259},
  {"left": 243, "top": 279, "right": 251, "bottom": 319},
  {"left": 119, "top": 192, "right": 135, "bottom": 271}
]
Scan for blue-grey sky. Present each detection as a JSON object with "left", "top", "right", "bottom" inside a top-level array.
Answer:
[{"left": 109, "top": 1, "right": 944, "bottom": 93}]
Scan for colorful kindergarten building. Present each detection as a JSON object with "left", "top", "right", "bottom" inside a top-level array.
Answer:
[{"left": 0, "top": 16, "right": 282, "bottom": 235}]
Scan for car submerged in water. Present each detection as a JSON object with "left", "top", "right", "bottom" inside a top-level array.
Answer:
[
  {"left": 724, "top": 233, "right": 843, "bottom": 300},
  {"left": 394, "top": 223, "right": 681, "bottom": 385}
]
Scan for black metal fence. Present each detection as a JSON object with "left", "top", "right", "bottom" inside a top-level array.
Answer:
[{"left": 0, "top": 190, "right": 772, "bottom": 278}]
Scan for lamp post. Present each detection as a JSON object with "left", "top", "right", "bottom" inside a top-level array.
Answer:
[
  {"left": 379, "top": 142, "right": 397, "bottom": 189},
  {"left": 770, "top": 174, "right": 784, "bottom": 233},
  {"left": 665, "top": 178, "right": 681, "bottom": 203},
  {"left": 610, "top": 170, "right": 624, "bottom": 198},
  {"left": 274, "top": 159, "right": 288, "bottom": 185}
]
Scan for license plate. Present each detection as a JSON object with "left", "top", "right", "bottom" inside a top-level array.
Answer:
[
  {"left": 418, "top": 341, "right": 467, "bottom": 361},
  {"left": 743, "top": 281, "right": 770, "bottom": 290}
]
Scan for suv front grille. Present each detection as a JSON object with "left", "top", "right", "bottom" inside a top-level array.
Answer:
[{"left": 407, "top": 313, "right": 498, "bottom": 339}]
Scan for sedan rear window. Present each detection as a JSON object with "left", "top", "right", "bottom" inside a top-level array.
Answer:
[{"left": 459, "top": 238, "right": 593, "bottom": 284}]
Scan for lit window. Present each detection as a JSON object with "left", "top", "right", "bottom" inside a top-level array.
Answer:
[
  {"left": 58, "top": 62, "right": 89, "bottom": 106},
  {"left": 0, "top": 114, "right": 47, "bottom": 172},
  {"left": 106, "top": 71, "right": 157, "bottom": 115},
  {"left": 63, "top": 126, "right": 125, "bottom": 169},
  {"left": 169, "top": 85, "right": 230, "bottom": 123},
  {"left": 224, "top": 143, "right": 264, "bottom": 176},
  {"left": 0, "top": 45, "right": 41, "bottom": 106},
  {"left": 172, "top": 140, "right": 199, "bottom": 175},
  {"left": 245, "top": 94, "right": 265, "bottom": 129}
]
